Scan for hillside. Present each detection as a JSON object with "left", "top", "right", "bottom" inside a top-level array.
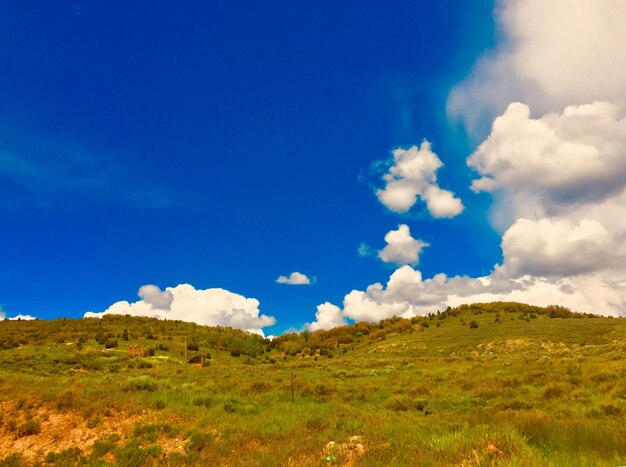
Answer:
[{"left": 1, "top": 303, "right": 625, "bottom": 466}]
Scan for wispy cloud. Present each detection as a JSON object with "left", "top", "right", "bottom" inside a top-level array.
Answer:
[{"left": 0, "top": 122, "right": 175, "bottom": 208}]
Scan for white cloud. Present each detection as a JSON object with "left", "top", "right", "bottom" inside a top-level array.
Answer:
[
  {"left": 448, "top": 0, "right": 626, "bottom": 136},
  {"left": 469, "top": 102, "right": 626, "bottom": 222},
  {"left": 343, "top": 102, "right": 624, "bottom": 320},
  {"left": 276, "top": 272, "right": 312, "bottom": 285},
  {"left": 318, "top": 263, "right": 625, "bottom": 327},
  {"left": 7, "top": 314, "right": 37, "bottom": 321},
  {"left": 501, "top": 217, "right": 625, "bottom": 278},
  {"left": 376, "top": 141, "right": 464, "bottom": 218},
  {"left": 138, "top": 284, "right": 174, "bottom": 310},
  {"left": 0, "top": 307, "right": 37, "bottom": 321},
  {"left": 306, "top": 302, "right": 348, "bottom": 331},
  {"left": 378, "top": 224, "right": 428, "bottom": 266},
  {"left": 84, "top": 284, "right": 276, "bottom": 336},
  {"left": 305, "top": 1, "right": 626, "bottom": 329},
  {"left": 467, "top": 101, "right": 626, "bottom": 281}
]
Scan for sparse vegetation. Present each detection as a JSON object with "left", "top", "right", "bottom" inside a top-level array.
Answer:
[{"left": 0, "top": 303, "right": 625, "bottom": 465}]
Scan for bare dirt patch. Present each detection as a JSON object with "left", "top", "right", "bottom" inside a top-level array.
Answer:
[{"left": 0, "top": 400, "right": 157, "bottom": 462}]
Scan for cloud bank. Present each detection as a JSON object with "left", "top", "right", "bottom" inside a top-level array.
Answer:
[
  {"left": 448, "top": 0, "right": 626, "bottom": 136},
  {"left": 376, "top": 141, "right": 464, "bottom": 218},
  {"left": 7, "top": 314, "right": 37, "bottom": 321},
  {"left": 0, "top": 307, "right": 37, "bottom": 321},
  {"left": 85, "top": 284, "right": 276, "bottom": 336},
  {"left": 276, "top": 272, "right": 313, "bottom": 285},
  {"left": 308, "top": 0, "right": 626, "bottom": 330},
  {"left": 325, "top": 100, "right": 626, "bottom": 325}
]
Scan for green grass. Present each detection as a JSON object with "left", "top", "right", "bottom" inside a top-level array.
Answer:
[{"left": 0, "top": 304, "right": 625, "bottom": 465}]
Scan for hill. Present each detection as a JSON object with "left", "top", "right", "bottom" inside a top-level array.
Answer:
[{"left": 0, "top": 302, "right": 625, "bottom": 466}]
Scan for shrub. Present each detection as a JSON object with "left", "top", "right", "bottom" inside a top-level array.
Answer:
[
  {"left": 469, "top": 321, "right": 479, "bottom": 329},
  {"left": 600, "top": 403, "right": 622, "bottom": 416},
  {"left": 44, "top": 448, "right": 85, "bottom": 464},
  {"left": 543, "top": 384, "right": 566, "bottom": 399},
  {"left": 223, "top": 397, "right": 258, "bottom": 414},
  {"left": 123, "top": 376, "right": 159, "bottom": 392},
  {"left": 545, "top": 305, "right": 574, "bottom": 318},
  {"left": 186, "top": 432, "right": 214, "bottom": 453},
  {"left": 105, "top": 339, "right": 118, "bottom": 349},
  {"left": 92, "top": 435, "right": 119, "bottom": 458},
  {"left": 386, "top": 395, "right": 421, "bottom": 412},
  {"left": 16, "top": 418, "right": 41, "bottom": 437},
  {"left": 56, "top": 389, "right": 82, "bottom": 410},
  {"left": 114, "top": 441, "right": 148, "bottom": 466},
  {"left": 192, "top": 396, "right": 214, "bottom": 408}
]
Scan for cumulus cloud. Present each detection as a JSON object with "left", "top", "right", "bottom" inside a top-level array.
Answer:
[
  {"left": 84, "top": 284, "right": 276, "bottom": 336},
  {"left": 8, "top": 314, "right": 37, "bottom": 321},
  {"left": 307, "top": 1, "right": 626, "bottom": 329},
  {"left": 467, "top": 101, "right": 626, "bottom": 280},
  {"left": 448, "top": 0, "right": 626, "bottom": 135},
  {"left": 376, "top": 141, "right": 464, "bottom": 218},
  {"left": 378, "top": 224, "right": 428, "bottom": 266},
  {"left": 337, "top": 101, "right": 623, "bottom": 320},
  {"left": 501, "top": 217, "right": 625, "bottom": 278},
  {"left": 276, "top": 272, "right": 313, "bottom": 285},
  {"left": 371, "top": 267, "right": 623, "bottom": 319},
  {"left": 469, "top": 102, "right": 626, "bottom": 221},
  {"left": 306, "top": 302, "right": 348, "bottom": 331},
  {"left": 138, "top": 284, "right": 174, "bottom": 310},
  {"left": 0, "top": 307, "right": 37, "bottom": 321},
  {"left": 309, "top": 261, "right": 625, "bottom": 329}
]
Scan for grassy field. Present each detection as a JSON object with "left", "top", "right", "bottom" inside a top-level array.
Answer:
[{"left": 0, "top": 303, "right": 625, "bottom": 466}]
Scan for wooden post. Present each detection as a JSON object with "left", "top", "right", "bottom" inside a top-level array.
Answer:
[
  {"left": 184, "top": 338, "right": 188, "bottom": 362},
  {"left": 291, "top": 370, "right": 295, "bottom": 403}
]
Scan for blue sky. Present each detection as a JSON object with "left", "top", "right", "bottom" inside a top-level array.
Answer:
[{"left": 2, "top": 1, "right": 625, "bottom": 333}]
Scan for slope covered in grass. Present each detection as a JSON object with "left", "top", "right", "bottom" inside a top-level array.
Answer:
[{"left": 0, "top": 303, "right": 625, "bottom": 466}]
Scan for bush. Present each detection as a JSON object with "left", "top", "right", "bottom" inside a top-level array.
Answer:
[
  {"left": 386, "top": 395, "right": 421, "bottom": 412},
  {"left": 223, "top": 397, "right": 258, "bottom": 414},
  {"left": 469, "top": 321, "right": 479, "bottom": 329},
  {"left": 123, "top": 376, "right": 159, "bottom": 392},
  {"left": 105, "top": 339, "right": 118, "bottom": 349},
  {"left": 44, "top": 448, "right": 85, "bottom": 464},
  {"left": 16, "top": 418, "right": 41, "bottom": 437},
  {"left": 186, "top": 432, "right": 214, "bottom": 453}
]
